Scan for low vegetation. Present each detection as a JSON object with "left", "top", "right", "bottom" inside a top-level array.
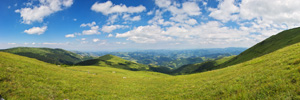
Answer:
[
  {"left": 76, "top": 54, "right": 150, "bottom": 71},
  {"left": 222, "top": 27, "right": 300, "bottom": 67},
  {"left": 1, "top": 47, "right": 93, "bottom": 65},
  {"left": 1, "top": 41, "right": 300, "bottom": 99},
  {"left": 172, "top": 56, "right": 235, "bottom": 75}
]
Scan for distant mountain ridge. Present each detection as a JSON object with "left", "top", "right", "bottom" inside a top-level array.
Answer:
[
  {"left": 75, "top": 47, "right": 247, "bottom": 68},
  {"left": 1, "top": 47, "right": 93, "bottom": 65}
]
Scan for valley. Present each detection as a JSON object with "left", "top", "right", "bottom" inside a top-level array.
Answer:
[
  {"left": 1, "top": 41, "right": 300, "bottom": 99},
  {"left": 1, "top": 27, "right": 300, "bottom": 99}
]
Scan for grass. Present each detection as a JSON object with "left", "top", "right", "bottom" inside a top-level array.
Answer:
[
  {"left": 172, "top": 56, "right": 235, "bottom": 74},
  {"left": 222, "top": 27, "right": 300, "bottom": 67},
  {"left": 0, "top": 47, "right": 93, "bottom": 65},
  {"left": 1, "top": 42, "right": 300, "bottom": 99},
  {"left": 76, "top": 54, "right": 150, "bottom": 71}
]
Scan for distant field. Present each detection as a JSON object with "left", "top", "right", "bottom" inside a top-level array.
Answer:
[{"left": 1, "top": 42, "right": 300, "bottom": 99}]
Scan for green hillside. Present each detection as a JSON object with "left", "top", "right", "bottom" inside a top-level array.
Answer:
[
  {"left": 1, "top": 47, "right": 93, "bottom": 65},
  {"left": 222, "top": 27, "right": 300, "bottom": 67},
  {"left": 76, "top": 54, "right": 150, "bottom": 71},
  {"left": 1, "top": 41, "right": 300, "bottom": 99},
  {"left": 172, "top": 56, "right": 235, "bottom": 75},
  {"left": 175, "top": 27, "right": 300, "bottom": 74}
]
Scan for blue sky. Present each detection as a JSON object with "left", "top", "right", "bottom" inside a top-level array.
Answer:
[{"left": 1, "top": 0, "right": 300, "bottom": 51}]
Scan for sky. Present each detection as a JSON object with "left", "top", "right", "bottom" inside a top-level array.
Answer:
[{"left": 1, "top": 0, "right": 300, "bottom": 51}]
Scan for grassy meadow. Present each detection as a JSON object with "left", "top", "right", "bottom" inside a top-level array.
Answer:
[{"left": 1, "top": 42, "right": 300, "bottom": 99}]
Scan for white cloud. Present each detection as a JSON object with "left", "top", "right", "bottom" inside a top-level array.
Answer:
[
  {"left": 93, "top": 38, "right": 100, "bottom": 42},
  {"left": 185, "top": 19, "right": 198, "bottom": 25},
  {"left": 91, "top": 1, "right": 146, "bottom": 15},
  {"left": 15, "top": 0, "right": 73, "bottom": 24},
  {"left": 80, "top": 22, "right": 101, "bottom": 35},
  {"left": 80, "top": 21, "right": 96, "bottom": 27},
  {"left": 155, "top": 0, "right": 171, "bottom": 8},
  {"left": 8, "top": 6, "right": 11, "bottom": 9},
  {"left": 239, "top": 0, "right": 300, "bottom": 27},
  {"left": 209, "top": 0, "right": 239, "bottom": 22},
  {"left": 182, "top": 2, "right": 201, "bottom": 16},
  {"left": 210, "top": 0, "right": 300, "bottom": 28},
  {"left": 108, "top": 34, "right": 114, "bottom": 37},
  {"left": 206, "top": 0, "right": 300, "bottom": 44},
  {"left": 147, "top": 10, "right": 154, "bottom": 15},
  {"left": 101, "top": 25, "right": 129, "bottom": 33},
  {"left": 65, "top": 34, "right": 75, "bottom": 38},
  {"left": 24, "top": 26, "right": 47, "bottom": 35},
  {"left": 152, "top": 1, "right": 201, "bottom": 25},
  {"left": 131, "top": 16, "right": 141, "bottom": 21},
  {"left": 122, "top": 14, "right": 141, "bottom": 21},
  {"left": 108, "top": 14, "right": 118, "bottom": 24},
  {"left": 73, "top": 18, "right": 77, "bottom": 21},
  {"left": 116, "top": 25, "right": 172, "bottom": 43},
  {"left": 81, "top": 38, "right": 86, "bottom": 41}
]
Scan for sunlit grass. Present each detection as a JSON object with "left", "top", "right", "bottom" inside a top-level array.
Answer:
[{"left": 1, "top": 42, "right": 300, "bottom": 99}]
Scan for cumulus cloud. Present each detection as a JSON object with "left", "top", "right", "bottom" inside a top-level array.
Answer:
[
  {"left": 65, "top": 34, "right": 75, "bottom": 38},
  {"left": 209, "top": 0, "right": 239, "bottom": 22},
  {"left": 116, "top": 25, "right": 172, "bottom": 43},
  {"left": 155, "top": 0, "right": 171, "bottom": 8},
  {"left": 101, "top": 25, "right": 129, "bottom": 33},
  {"left": 15, "top": 0, "right": 73, "bottom": 24},
  {"left": 107, "top": 34, "right": 114, "bottom": 37},
  {"left": 122, "top": 14, "right": 141, "bottom": 21},
  {"left": 210, "top": 0, "right": 300, "bottom": 28},
  {"left": 93, "top": 38, "right": 100, "bottom": 42},
  {"left": 151, "top": 0, "right": 201, "bottom": 25},
  {"left": 206, "top": 0, "right": 300, "bottom": 43},
  {"left": 91, "top": 1, "right": 146, "bottom": 15},
  {"left": 80, "top": 21, "right": 96, "bottom": 27},
  {"left": 24, "top": 26, "right": 47, "bottom": 35},
  {"left": 80, "top": 22, "right": 101, "bottom": 35}
]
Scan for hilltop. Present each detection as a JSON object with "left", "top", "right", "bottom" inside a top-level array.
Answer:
[
  {"left": 76, "top": 54, "right": 150, "bottom": 71},
  {"left": 1, "top": 47, "right": 93, "bottom": 65}
]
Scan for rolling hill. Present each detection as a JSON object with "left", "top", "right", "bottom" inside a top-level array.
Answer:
[
  {"left": 172, "top": 56, "right": 235, "bottom": 75},
  {"left": 1, "top": 40, "right": 300, "bottom": 99},
  {"left": 75, "top": 47, "right": 246, "bottom": 69},
  {"left": 1, "top": 47, "right": 93, "bottom": 65},
  {"left": 174, "top": 27, "right": 300, "bottom": 74},
  {"left": 76, "top": 54, "right": 150, "bottom": 71},
  {"left": 222, "top": 27, "right": 300, "bottom": 67}
]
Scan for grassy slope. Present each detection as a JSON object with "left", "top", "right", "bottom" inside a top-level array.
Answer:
[
  {"left": 76, "top": 54, "right": 150, "bottom": 71},
  {"left": 1, "top": 47, "right": 92, "bottom": 65},
  {"left": 174, "top": 27, "right": 300, "bottom": 74},
  {"left": 222, "top": 27, "right": 300, "bottom": 67},
  {"left": 172, "top": 56, "right": 235, "bottom": 75},
  {"left": 1, "top": 42, "right": 300, "bottom": 99}
]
